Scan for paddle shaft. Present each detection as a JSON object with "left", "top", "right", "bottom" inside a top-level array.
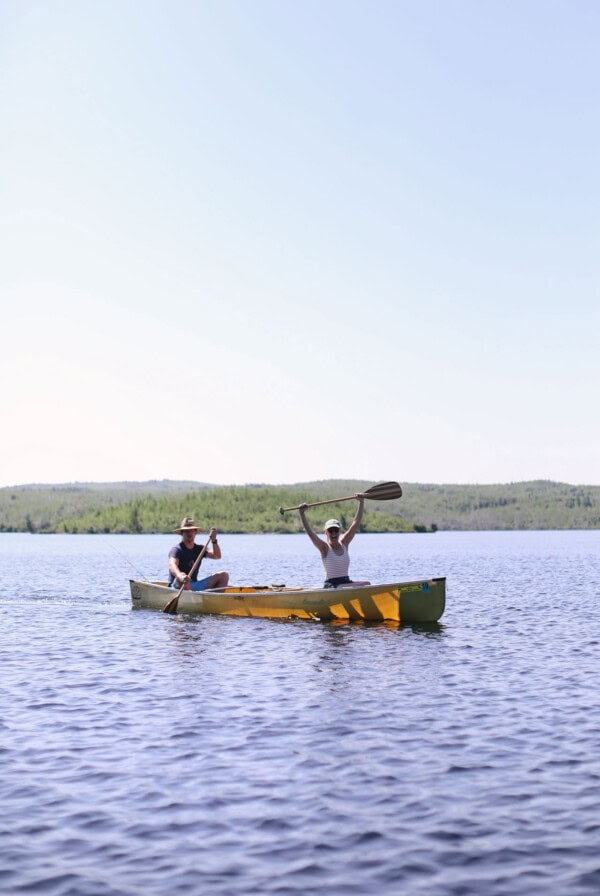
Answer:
[
  {"left": 279, "top": 482, "right": 402, "bottom": 515},
  {"left": 282, "top": 493, "right": 366, "bottom": 514},
  {"left": 162, "top": 537, "right": 212, "bottom": 614}
]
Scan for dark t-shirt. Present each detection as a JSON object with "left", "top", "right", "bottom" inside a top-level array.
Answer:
[{"left": 168, "top": 541, "right": 207, "bottom": 584}]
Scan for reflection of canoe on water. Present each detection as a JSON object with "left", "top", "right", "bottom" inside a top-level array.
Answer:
[{"left": 130, "top": 578, "right": 446, "bottom": 623}]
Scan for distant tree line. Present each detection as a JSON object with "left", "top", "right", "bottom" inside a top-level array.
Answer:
[
  {"left": 52, "top": 487, "right": 414, "bottom": 534},
  {"left": 0, "top": 479, "right": 598, "bottom": 533}
]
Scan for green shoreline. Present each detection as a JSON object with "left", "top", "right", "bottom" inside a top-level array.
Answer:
[{"left": 1, "top": 479, "right": 599, "bottom": 534}]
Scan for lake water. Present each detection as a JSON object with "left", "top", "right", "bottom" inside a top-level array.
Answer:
[{"left": 1, "top": 530, "right": 600, "bottom": 895}]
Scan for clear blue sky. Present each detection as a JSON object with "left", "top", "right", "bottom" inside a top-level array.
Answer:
[{"left": 2, "top": 0, "right": 598, "bottom": 487}]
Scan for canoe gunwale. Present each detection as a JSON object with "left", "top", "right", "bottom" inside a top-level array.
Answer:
[{"left": 129, "top": 577, "right": 446, "bottom": 624}]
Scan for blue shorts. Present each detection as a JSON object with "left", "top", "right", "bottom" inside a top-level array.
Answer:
[{"left": 170, "top": 575, "right": 212, "bottom": 591}]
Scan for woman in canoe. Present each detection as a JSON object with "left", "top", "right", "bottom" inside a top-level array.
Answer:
[
  {"left": 298, "top": 496, "right": 370, "bottom": 589},
  {"left": 168, "top": 516, "right": 230, "bottom": 591}
]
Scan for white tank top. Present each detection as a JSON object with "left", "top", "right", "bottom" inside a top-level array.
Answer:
[{"left": 322, "top": 543, "right": 350, "bottom": 578}]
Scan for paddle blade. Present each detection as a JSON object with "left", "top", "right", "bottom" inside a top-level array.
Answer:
[
  {"left": 162, "top": 596, "right": 179, "bottom": 614},
  {"left": 362, "top": 481, "right": 403, "bottom": 501},
  {"left": 162, "top": 585, "right": 185, "bottom": 614}
]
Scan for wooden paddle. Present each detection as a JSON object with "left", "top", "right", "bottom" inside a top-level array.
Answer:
[
  {"left": 162, "top": 537, "right": 212, "bottom": 615},
  {"left": 278, "top": 481, "right": 402, "bottom": 515}
]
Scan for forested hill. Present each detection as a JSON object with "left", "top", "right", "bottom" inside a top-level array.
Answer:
[{"left": 1, "top": 479, "right": 599, "bottom": 533}]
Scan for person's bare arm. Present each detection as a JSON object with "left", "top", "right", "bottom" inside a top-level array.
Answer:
[
  {"left": 205, "top": 527, "right": 221, "bottom": 559},
  {"left": 342, "top": 495, "right": 364, "bottom": 545},
  {"left": 299, "top": 504, "right": 328, "bottom": 557},
  {"left": 168, "top": 556, "right": 189, "bottom": 587}
]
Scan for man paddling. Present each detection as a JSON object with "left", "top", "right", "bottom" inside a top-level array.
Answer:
[
  {"left": 168, "top": 517, "right": 229, "bottom": 591},
  {"left": 298, "top": 496, "right": 370, "bottom": 589}
]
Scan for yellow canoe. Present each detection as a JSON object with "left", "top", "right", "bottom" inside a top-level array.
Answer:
[{"left": 130, "top": 577, "right": 445, "bottom": 624}]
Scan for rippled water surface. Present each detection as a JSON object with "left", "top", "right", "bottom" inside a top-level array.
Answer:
[{"left": 1, "top": 531, "right": 600, "bottom": 895}]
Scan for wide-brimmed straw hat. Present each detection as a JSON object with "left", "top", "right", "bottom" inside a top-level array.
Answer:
[{"left": 174, "top": 516, "right": 201, "bottom": 534}]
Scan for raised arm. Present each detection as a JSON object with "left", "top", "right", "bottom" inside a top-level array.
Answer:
[
  {"left": 299, "top": 504, "right": 328, "bottom": 557},
  {"left": 341, "top": 495, "right": 364, "bottom": 545},
  {"left": 205, "top": 527, "right": 222, "bottom": 559}
]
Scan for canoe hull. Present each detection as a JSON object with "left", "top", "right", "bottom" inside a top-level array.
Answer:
[{"left": 130, "top": 578, "right": 446, "bottom": 624}]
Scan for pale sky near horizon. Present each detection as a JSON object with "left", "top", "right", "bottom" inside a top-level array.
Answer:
[{"left": 2, "top": 0, "right": 599, "bottom": 489}]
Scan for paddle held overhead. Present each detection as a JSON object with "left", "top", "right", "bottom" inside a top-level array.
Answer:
[{"left": 278, "top": 481, "right": 402, "bottom": 515}]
